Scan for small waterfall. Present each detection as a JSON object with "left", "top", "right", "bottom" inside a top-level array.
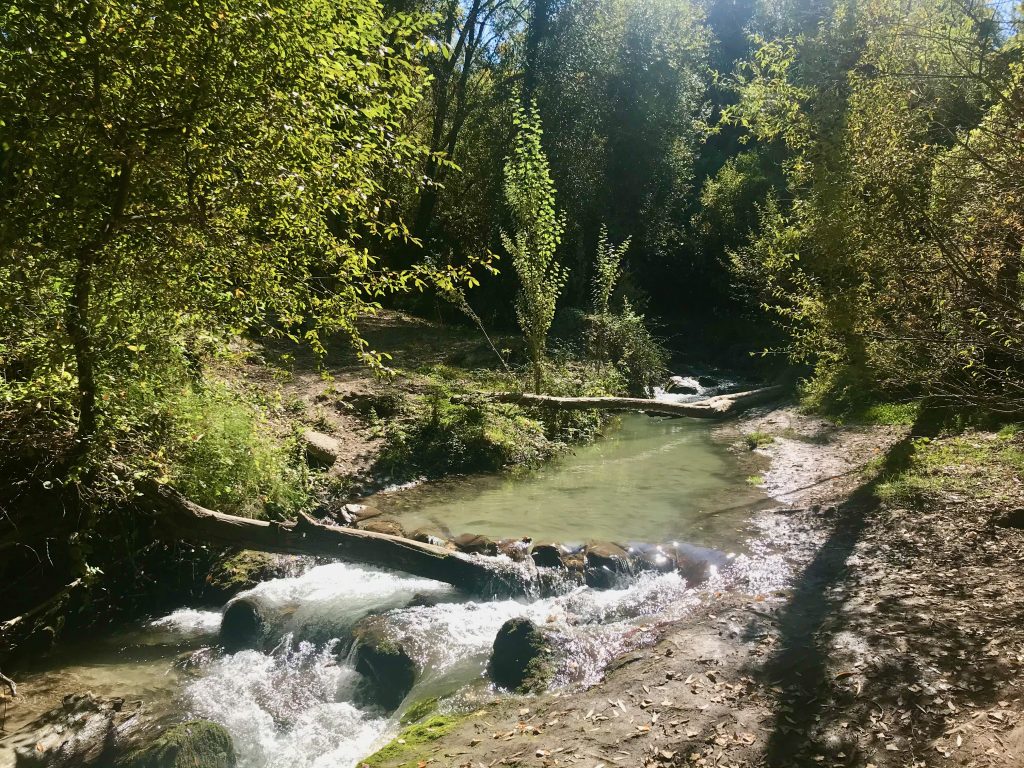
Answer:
[{"left": 163, "top": 553, "right": 784, "bottom": 768}]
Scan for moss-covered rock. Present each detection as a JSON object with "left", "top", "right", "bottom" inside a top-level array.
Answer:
[
  {"left": 358, "top": 715, "right": 462, "bottom": 768},
  {"left": 489, "top": 617, "right": 554, "bottom": 694},
  {"left": 205, "top": 550, "right": 289, "bottom": 601},
  {"left": 399, "top": 696, "right": 439, "bottom": 726},
  {"left": 116, "top": 720, "right": 236, "bottom": 768},
  {"left": 352, "top": 615, "right": 417, "bottom": 710}
]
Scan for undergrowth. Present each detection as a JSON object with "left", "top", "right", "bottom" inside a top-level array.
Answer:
[
  {"left": 875, "top": 429, "right": 1024, "bottom": 506},
  {"left": 141, "top": 379, "right": 309, "bottom": 518},
  {"left": 375, "top": 360, "right": 623, "bottom": 479}
]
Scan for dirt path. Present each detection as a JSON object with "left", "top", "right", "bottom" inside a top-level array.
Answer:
[{"left": 366, "top": 408, "right": 1024, "bottom": 768}]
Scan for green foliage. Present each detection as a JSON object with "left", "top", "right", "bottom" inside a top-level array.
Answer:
[
  {"left": 592, "top": 225, "right": 631, "bottom": 317},
  {"left": 743, "top": 430, "right": 775, "bottom": 450},
  {"left": 377, "top": 386, "right": 554, "bottom": 478},
  {"left": 0, "top": 0, "right": 471, "bottom": 478},
  {"left": 725, "top": 0, "right": 1024, "bottom": 412},
  {"left": 502, "top": 101, "right": 568, "bottom": 394},
  {"left": 582, "top": 225, "right": 667, "bottom": 395},
  {"left": 146, "top": 380, "right": 308, "bottom": 519},
  {"left": 583, "top": 303, "right": 668, "bottom": 396}
]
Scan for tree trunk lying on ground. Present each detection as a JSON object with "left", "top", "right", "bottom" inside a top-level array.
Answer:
[
  {"left": 140, "top": 481, "right": 529, "bottom": 598},
  {"left": 463, "top": 385, "right": 786, "bottom": 419}
]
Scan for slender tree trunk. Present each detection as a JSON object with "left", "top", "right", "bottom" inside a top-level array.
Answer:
[
  {"left": 66, "top": 161, "right": 134, "bottom": 457},
  {"left": 67, "top": 247, "right": 98, "bottom": 449}
]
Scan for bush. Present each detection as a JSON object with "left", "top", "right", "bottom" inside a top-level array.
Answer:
[
  {"left": 581, "top": 304, "right": 668, "bottom": 396},
  {"left": 376, "top": 385, "right": 553, "bottom": 478},
  {"left": 143, "top": 380, "right": 309, "bottom": 519}
]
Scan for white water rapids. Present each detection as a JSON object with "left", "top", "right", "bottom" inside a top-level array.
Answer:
[{"left": 149, "top": 539, "right": 789, "bottom": 768}]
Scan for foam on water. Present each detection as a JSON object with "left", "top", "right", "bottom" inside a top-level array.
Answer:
[
  {"left": 173, "top": 561, "right": 725, "bottom": 768},
  {"left": 150, "top": 608, "right": 222, "bottom": 634},
  {"left": 186, "top": 637, "right": 385, "bottom": 768}
]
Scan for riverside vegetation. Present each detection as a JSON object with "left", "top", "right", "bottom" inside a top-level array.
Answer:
[{"left": 3, "top": 0, "right": 1024, "bottom": 766}]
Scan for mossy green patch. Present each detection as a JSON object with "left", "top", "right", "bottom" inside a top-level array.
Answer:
[
  {"left": 399, "top": 697, "right": 439, "bottom": 725},
  {"left": 117, "top": 720, "right": 235, "bottom": 768},
  {"left": 359, "top": 715, "right": 463, "bottom": 768},
  {"left": 743, "top": 430, "right": 775, "bottom": 450}
]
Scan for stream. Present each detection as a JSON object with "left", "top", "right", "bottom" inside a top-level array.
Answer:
[{"left": 3, "top": 406, "right": 788, "bottom": 768}]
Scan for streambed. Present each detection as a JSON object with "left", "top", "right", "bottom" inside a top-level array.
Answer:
[{"left": 2, "top": 411, "right": 783, "bottom": 768}]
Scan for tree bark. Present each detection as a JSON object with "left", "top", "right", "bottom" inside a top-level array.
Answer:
[
  {"left": 66, "top": 161, "right": 134, "bottom": 454},
  {"left": 466, "top": 385, "right": 786, "bottom": 419},
  {"left": 140, "top": 481, "right": 530, "bottom": 597}
]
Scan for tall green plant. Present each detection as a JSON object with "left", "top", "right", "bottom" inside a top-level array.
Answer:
[
  {"left": 502, "top": 101, "right": 567, "bottom": 394},
  {"left": 592, "top": 225, "right": 631, "bottom": 317}
]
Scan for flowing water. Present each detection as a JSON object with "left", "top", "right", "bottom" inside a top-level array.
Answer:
[{"left": 3, "top": 407, "right": 785, "bottom": 768}]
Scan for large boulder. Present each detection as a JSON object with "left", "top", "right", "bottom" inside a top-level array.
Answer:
[
  {"left": 116, "top": 721, "right": 236, "bottom": 768},
  {"left": 219, "top": 596, "right": 275, "bottom": 652},
  {"left": 205, "top": 551, "right": 299, "bottom": 602},
  {"left": 352, "top": 615, "right": 417, "bottom": 711},
  {"left": 489, "top": 618, "right": 554, "bottom": 694}
]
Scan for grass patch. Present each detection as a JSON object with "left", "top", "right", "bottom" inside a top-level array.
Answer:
[
  {"left": 746, "top": 474, "right": 765, "bottom": 486},
  {"left": 743, "top": 430, "right": 775, "bottom": 450},
  {"left": 875, "top": 431, "right": 1024, "bottom": 506}
]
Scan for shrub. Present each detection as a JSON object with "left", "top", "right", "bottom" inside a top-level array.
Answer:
[
  {"left": 143, "top": 380, "right": 308, "bottom": 519},
  {"left": 582, "top": 304, "right": 669, "bottom": 396},
  {"left": 376, "top": 386, "right": 553, "bottom": 478}
]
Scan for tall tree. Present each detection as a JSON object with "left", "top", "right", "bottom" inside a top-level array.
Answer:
[{"left": 0, "top": 0, "right": 444, "bottom": 463}]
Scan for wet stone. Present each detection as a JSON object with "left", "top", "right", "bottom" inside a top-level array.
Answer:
[
  {"left": 584, "top": 541, "right": 634, "bottom": 589},
  {"left": 116, "top": 720, "right": 236, "bottom": 768},
  {"left": 497, "top": 538, "right": 532, "bottom": 561},
  {"left": 489, "top": 618, "right": 554, "bottom": 695},
  {"left": 452, "top": 533, "right": 498, "bottom": 555},
  {"left": 352, "top": 615, "right": 417, "bottom": 711},
  {"left": 410, "top": 527, "right": 450, "bottom": 547},
  {"left": 530, "top": 543, "right": 565, "bottom": 569},
  {"left": 358, "top": 518, "right": 407, "bottom": 538},
  {"left": 220, "top": 596, "right": 272, "bottom": 652}
]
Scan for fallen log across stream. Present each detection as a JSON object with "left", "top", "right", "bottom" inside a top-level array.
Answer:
[
  {"left": 459, "top": 384, "right": 786, "bottom": 419},
  {"left": 141, "top": 480, "right": 531, "bottom": 598}
]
